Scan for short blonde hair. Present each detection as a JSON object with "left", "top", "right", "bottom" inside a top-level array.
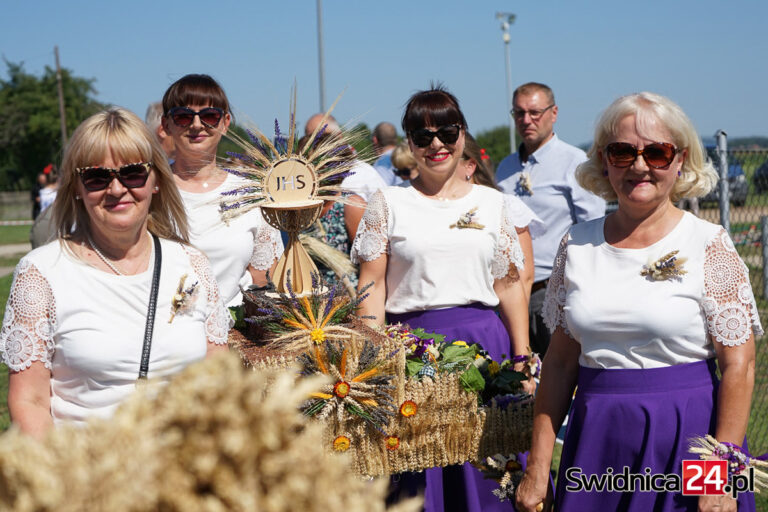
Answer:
[
  {"left": 54, "top": 107, "right": 190, "bottom": 244},
  {"left": 390, "top": 141, "right": 416, "bottom": 171},
  {"left": 576, "top": 92, "right": 717, "bottom": 202}
]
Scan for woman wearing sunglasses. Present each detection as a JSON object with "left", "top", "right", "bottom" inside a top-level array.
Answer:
[
  {"left": 161, "top": 74, "right": 282, "bottom": 308},
  {"left": 0, "top": 108, "right": 230, "bottom": 438},
  {"left": 353, "top": 86, "right": 537, "bottom": 511},
  {"left": 516, "top": 92, "right": 761, "bottom": 512}
]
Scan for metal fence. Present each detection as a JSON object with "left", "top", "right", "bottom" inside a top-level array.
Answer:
[{"left": 702, "top": 133, "right": 768, "bottom": 458}]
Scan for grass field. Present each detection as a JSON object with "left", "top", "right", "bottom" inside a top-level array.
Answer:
[{"left": 0, "top": 224, "right": 31, "bottom": 245}]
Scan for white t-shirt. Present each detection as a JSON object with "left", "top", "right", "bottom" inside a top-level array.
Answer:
[
  {"left": 352, "top": 185, "right": 534, "bottom": 314},
  {"left": 543, "top": 212, "right": 763, "bottom": 369},
  {"left": 0, "top": 238, "right": 230, "bottom": 425},
  {"left": 341, "top": 160, "right": 387, "bottom": 202},
  {"left": 39, "top": 187, "right": 57, "bottom": 212},
  {"left": 179, "top": 173, "right": 282, "bottom": 307}
]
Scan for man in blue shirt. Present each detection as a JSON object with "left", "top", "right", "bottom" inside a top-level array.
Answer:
[
  {"left": 496, "top": 82, "right": 605, "bottom": 354},
  {"left": 372, "top": 122, "right": 403, "bottom": 186}
]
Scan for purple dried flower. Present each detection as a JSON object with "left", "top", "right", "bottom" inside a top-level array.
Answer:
[
  {"left": 313, "top": 124, "right": 328, "bottom": 142},
  {"left": 323, "top": 283, "right": 337, "bottom": 317},
  {"left": 274, "top": 119, "right": 281, "bottom": 139},
  {"left": 222, "top": 168, "right": 253, "bottom": 179},
  {"left": 226, "top": 151, "right": 253, "bottom": 163},
  {"left": 220, "top": 187, "right": 256, "bottom": 196},
  {"left": 219, "top": 201, "right": 241, "bottom": 212},
  {"left": 285, "top": 270, "right": 301, "bottom": 310},
  {"left": 246, "top": 128, "right": 261, "bottom": 145}
]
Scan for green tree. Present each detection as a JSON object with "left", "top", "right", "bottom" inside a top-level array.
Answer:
[
  {"left": 475, "top": 125, "right": 517, "bottom": 172},
  {"left": 0, "top": 61, "right": 106, "bottom": 190}
]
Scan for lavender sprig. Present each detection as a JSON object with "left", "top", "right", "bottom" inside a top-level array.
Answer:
[
  {"left": 226, "top": 151, "right": 254, "bottom": 163},
  {"left": 285, "top": 270, "right": 301, "bottom": 311},
  {"left": 323, "top": 283, "right": 337, "bottom": 318},
  {"left": 246, "top": 128, "right": 261, "bottom": 145},
  {"left": 313, "top": 124, "right": 328, "bottom": 143},
  {"left": 220, "top": 186, "right": 259, "bottom": 196},
  {"left": 222, "top": 167, "right": 255, "bottom": 179},
  {"left": 219, "top": 201, "right": 242, "bottom": 212}
]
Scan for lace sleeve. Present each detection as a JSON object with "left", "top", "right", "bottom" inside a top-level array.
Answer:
[
  {"left": 184, "top": 246, "right": 232, "bottom": 345},
  {"left": 350, "top": 190, "right": 390, "bottom": 264},
  {"left": 542, "top": 234, "right": 570, "bottom": 335},
  {"left": 701, "top": 229, "right": 764, "bottom": 346},
  {"left": 250, "top": 222, "right": 283, "bottom": 270},
  {"left": 491, "top": 197, "right": 526, "bottom": 280},
  {"left": 0, "top": 260, "right": 56, "bottom": 372}
]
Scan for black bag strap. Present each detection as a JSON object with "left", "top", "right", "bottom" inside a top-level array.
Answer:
[{"left": 138, "top": 234, "right": 162, "bottom": 380}]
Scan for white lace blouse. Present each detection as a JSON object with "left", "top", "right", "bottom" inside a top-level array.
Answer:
[
  {"left": 0, "top": 238, "right": 231, "bottom": 425},
  {"left": 351, "top": 185, "right": 532, "bottom": 314},
  {"left": 543, "top": 212, "right": 764, "bottom": 369},
  {"left": 180, "top": 173, "right": 283, "bottom": 307}
]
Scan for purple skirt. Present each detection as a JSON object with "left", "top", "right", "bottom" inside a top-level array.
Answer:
[
  {"left": 556, "top": 360, "right": 755, "bottom": 511},
  {"left": 388, "top": 304, "right": 516, "bottom": 512}
]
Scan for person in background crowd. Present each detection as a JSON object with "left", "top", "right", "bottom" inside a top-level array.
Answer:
[
  {"left": 298, "top": 132, "right": 365, "bottom": 289},
  {"left": 372, "top": 121, "right": 402, "bottom": 185},
  {"left": 145, "top": 101, "right": 176, "bottom": 161},
  {"left": 38, "top": 166, "right": 58, "bottom": 213},
  {"left": 2, "top": 107, "right": 229, "bottom": 439},
  {"left": 304, "top": 113, "right": 386, "bottom": 202},
  {"left": 464, "top": 132, "right": 540, "bottom": 299},
  {"left": 390, "top": 141, "right": 419, "bottom": 183},
  {"left": 354, "top": 85, "right": 537, "bottom": 512},
  {"left": 516, "top": 92, "right": 760, "bottom": 512},
  {"left": 496, "top": 82, "right": 605, "bottom": 355},
  {"left": 161, "top": 74, "right": 282, "bottom": 307},
  {"left": 31, "top": 172, "right": 47, "bottom": 219}
]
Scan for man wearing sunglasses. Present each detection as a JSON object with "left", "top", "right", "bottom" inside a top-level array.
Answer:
[{"left": 496, "top": 82, "right": 605, "bottom": 356}]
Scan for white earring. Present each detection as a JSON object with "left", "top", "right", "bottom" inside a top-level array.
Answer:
[
  {"left": 154, "top": 186, "right": 159, "bottom": 192},
  {"left": 75, "top": 195, "right": 81, "bottom": 200},
  {"left": 465, "top": 175, "right": 471, "bottom": 181}
]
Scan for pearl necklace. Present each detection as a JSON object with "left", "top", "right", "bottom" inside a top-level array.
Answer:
[{"left": 87, "top": 234, "right": 124, "bottom": 275}]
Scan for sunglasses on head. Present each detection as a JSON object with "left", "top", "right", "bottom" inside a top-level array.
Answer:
[
  {"left": 76, "top": 162, "right": 152, "bottom": 192},
  {"left": 167, "top": 106, "right": 225, "bottom": 128},
  {"left": 604, "top": 142, "right": 678, "bottom": 169},
  {"left": 409, "top": 124, "right": 462, "bottom": 148}
]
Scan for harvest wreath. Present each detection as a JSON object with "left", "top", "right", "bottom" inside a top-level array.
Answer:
[{"left": 229, "top": 276, "right": 535, "bottom": 478}]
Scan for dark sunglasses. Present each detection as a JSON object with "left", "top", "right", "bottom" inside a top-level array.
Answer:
[
  {"left": 604, "top": 142, "right": 678, "bottom": 169},
  {"left": 76, "top": 162, "right": 152, "bottom": 192},
  {"left": 409, "top": 124, "right": 462, "bottom": 148},
  {"left": 394, "top": 167, "right": 413, "bottom": 179},
  {"left": 167, "top": 106, "right": 225, "bottom": 128}
]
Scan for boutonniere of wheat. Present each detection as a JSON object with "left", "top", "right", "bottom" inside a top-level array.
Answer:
[
  {"left": 640, "top": 250, "right": 687, "bottom": 281},
  {"left": 450, "top": 206, "right": 485, "bottom": 230}
]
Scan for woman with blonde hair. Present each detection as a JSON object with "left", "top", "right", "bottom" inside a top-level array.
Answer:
[
  {"left": 516, "top": 92, "right": 761, "bottom": 511},
  {"left": 390, "top": 141, "right": 419, "bottom": 182},
  {"left": 1, "top": 107, "right": 230, "bottom": 438}
]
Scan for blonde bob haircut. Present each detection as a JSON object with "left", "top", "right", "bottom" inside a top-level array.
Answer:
[
  {"left": 54, "top": 107, "right": 190, "bottom": 245},
  {"left": 576, "top": 92, "right": 717, "bottom": 203}
]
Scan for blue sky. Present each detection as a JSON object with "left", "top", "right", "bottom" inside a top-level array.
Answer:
[{"left": 2, "top": 0, "right": 766, "bottom": 148}]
